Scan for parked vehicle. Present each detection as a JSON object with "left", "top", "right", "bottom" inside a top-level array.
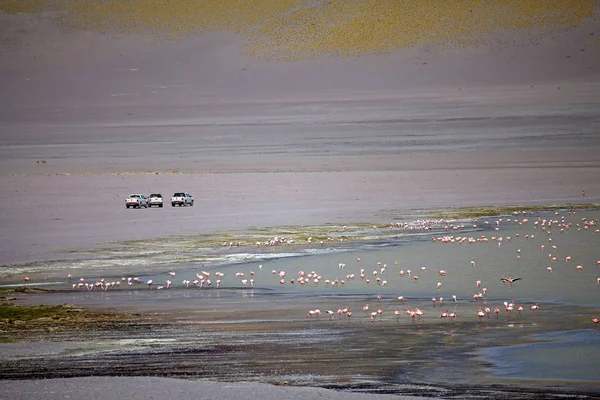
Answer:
[
  {"left": 148, "top": 193, "right": 164, "bottom": 208},
  {"left": 171, "top": 192, "right": 194, "bottom": 207},
  {"left": 125, "top": 194, "right": 148, "bottom": 209}
]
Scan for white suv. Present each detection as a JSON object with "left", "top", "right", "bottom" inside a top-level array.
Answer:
[
  {"left": 148, "top": 193, "right": 164, "bottom": 208},
  {"left": 125, "top": 194, "right": 148, "bottom": 209},
  {"left": 171, "top": 192, "right": 194, "bottom": 207}
]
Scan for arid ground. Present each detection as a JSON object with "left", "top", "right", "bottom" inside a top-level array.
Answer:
[{"left": 1, "top": 1, "right": 600, "bottom": 399}]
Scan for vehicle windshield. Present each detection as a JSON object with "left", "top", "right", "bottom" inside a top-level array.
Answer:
[
  {"left": 173, "top": 193, "right": 184, "bottom": 197},
  {"left": 150, "top": 194, "right": 162, "bottom": 197},
  {"left": 130, "top": 194, "right": 140, "bottom": 198}
]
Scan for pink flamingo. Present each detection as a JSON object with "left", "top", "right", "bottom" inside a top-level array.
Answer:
[
  {"left": 440, "top": 310, "right": 448, "bottom": 322},
  {"left": 477, "top": 308, "right": 486, "bottom": 322}
]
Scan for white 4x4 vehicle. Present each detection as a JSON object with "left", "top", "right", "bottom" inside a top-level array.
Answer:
[
  {"left": 125, "top": 194, "right": 148, "bottom": 209},
  {"left": 148, "top": 193, "right": 164, "bottom": 208},
  {"left": 171, "top": 192, "right": 194, "bottom": 207}
]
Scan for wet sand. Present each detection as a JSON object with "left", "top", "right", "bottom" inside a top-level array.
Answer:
[
  {"left": 0, "top": 377, "right": 431, "bottom": 400},
  {"left": 1, "top": 4, "right": 600, "bottom": 400}
]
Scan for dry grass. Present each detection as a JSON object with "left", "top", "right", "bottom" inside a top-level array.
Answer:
[{"left": 1, "top": 0, "right": 596, "bottom": 59}]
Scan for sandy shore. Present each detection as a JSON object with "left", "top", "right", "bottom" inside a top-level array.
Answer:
[
  {"left": 0, "top": 377, "right": 432, "bottom": 400},
  {"left": 1, "top": 7, "right": 600, "bottom": 266}
]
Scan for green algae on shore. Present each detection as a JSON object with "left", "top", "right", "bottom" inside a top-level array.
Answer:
[
  {"left": 424, "top": 203, "right": 600, "bottom": 219},
  {"left": 0, "top": 303, "right": 135, "bottom": 342}
]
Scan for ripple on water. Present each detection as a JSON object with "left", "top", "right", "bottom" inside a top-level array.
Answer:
[{"left": 477, "top": 329, "right": 600, "bottom": 383}]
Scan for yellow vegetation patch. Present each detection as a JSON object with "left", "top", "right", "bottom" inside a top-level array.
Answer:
[{"left": 1, "top": 0, "right": 596, "bottom": 59}]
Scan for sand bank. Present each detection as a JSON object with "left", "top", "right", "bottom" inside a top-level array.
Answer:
[{"left": 0, "top": 377, "right": 430, "bottom": 400}]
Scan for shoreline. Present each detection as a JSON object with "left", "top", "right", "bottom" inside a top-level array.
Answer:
[{"left": 1, "top": 203, "right": 597, "bottom": 279}]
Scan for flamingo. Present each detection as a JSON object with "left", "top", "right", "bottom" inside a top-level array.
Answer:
[
  {"left": 394, "top": 309, "right": 401, "bottom": 322},
  {"left": 500, "top": 276, "right": 522, "bottom": 286},
  {"left": 477, "top": 308, "right": 486, "bottom": 322},
  {"left": 592, "top": 316, "right": 600, "bottom": 327},
  {"left": 370, "top": 311, "right": 378, "bottom": 322},
  {"left": 415, "top": 308, "right": 424, "bottom": 320},
  {"left": 530, "top": 303, "right": 539, "bottom": 311},
  {"left": 440, "top": 310, "right": 448, "bottom": 321}
]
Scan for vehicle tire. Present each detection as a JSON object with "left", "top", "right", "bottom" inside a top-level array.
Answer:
[
  {"left": 172, "top": 203, "right": 176, "bottom": 207},
  {"left": 159, "top": 204, "right": 163, "bottom": 208},
  {"left": 126, "top": 205, "right": 130, "bottom": 209},
  {"left": 190, "top": 201, "right": 194, "bottom": 206}
]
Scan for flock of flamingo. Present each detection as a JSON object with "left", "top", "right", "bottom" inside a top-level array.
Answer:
[{"left": 20, "top": 210, "right": 600, "bottom": 327}]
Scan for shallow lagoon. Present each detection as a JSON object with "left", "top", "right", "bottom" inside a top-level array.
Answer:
[{"left": 1, "top": 209, "right": 599, "bottom": 397}]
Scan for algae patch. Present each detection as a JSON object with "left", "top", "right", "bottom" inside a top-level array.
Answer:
[
  {"left": 425, "top": 203, "right": 600, "bottom": 219},
  {"left": 0, "top": 303, "right": 135, "bottom": 341}
]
